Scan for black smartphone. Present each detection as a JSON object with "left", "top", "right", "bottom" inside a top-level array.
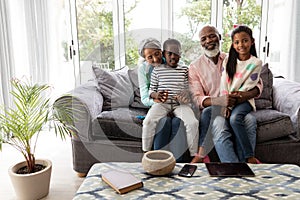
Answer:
[{"left": 178, "top": 164, "right": 197, "bottom": 177}]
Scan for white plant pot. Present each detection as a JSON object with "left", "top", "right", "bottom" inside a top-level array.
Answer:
[{"left": 8, "top": 159, "right": 52, "bottom": 200}]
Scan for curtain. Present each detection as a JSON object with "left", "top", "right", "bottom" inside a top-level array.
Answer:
[
  {"left": 0, "top": 0, "right": 76, "bottom": 106},
  {"left": 0, "top": 0, "right": 50, "bottom": 107},
  {"left": 289, "top": 0, "right": 300, "bottom": 82},
  {"left": 282, "top": 0, "right": 299, "bottom": 82},
  {"left": 0, "top": 0, "right": 14, "bottom": 107},
  {"left": 0, "top": 0, "right": 50, "bottom": 106},
  {"left": 24, "top": 0, "right": 49, "bottom": 83}
]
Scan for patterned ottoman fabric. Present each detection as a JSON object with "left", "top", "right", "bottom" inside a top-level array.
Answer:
[{"left": 74, "top": 162, "right": 300, "bottom": 199}]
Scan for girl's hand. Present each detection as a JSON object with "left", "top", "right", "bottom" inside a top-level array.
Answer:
[
  {"left": 151, "top": 90, "right": 168, "bottom": 103},
  {"left": 231, "top": 91, "right": 245, "bottom": 104}
]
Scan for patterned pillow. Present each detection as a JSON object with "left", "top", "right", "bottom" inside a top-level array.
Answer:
[
  {"left": 255, "top": 63, "right": 273, "bottom": 109},
  {"left": 93, "top": 66, "right": 134, "bottom": 110}
]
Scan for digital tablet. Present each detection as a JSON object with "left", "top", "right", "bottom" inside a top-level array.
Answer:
[{"left": 205, "top": 162, "right": 255, "bottom": 177}]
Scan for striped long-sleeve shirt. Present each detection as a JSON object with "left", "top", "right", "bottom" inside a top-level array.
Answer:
[{"left": 149, "top": 64, "right": 189, "bottom": 104}]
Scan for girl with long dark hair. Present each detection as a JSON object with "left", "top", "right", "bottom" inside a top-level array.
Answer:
[{"left": 220, "top": 25, "right": 262, "bottom": 163}]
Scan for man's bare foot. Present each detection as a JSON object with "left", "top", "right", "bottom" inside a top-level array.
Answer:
[
  {"left": 190, "top": 155, "right": 210, "bottom": 163},
  {"left": 247, "top": 157, "right": 260, "bottom": 164},
  {"left": 190, "top": 155, "right": 203, "bottom": 163}
]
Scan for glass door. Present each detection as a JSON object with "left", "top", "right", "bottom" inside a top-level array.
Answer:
[
  {"left": 262, "top": 0, "right": 289, "bottom": 77},
  {"left": 73, "top": 0, "right": 116, "bottom": 84},
  {"left": 221, "top": 0, "right": 262, "bottom": 53}
]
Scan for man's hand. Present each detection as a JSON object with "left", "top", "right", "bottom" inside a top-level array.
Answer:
[
  {"left": 222, "top": 107, "right": 231, "bottom": 118},
  {"left": 213, "top": 95, "right": 237, "bottom": 107},
  {"left": 151, "top": 90, "right": 168, "bottom": 103},
  {"left": 174, "top": 90, "right": 190, "bottom": 104}
]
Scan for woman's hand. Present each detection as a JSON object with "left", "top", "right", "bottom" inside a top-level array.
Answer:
[{"left": 174, "top": 90, "right": 190, "bottom": 104}]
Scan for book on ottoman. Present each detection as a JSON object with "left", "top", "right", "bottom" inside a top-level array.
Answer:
[{"left": 101, "top": 170, "right": 143, "bottom": 194}]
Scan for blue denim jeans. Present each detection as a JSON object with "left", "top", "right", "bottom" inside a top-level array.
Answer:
[
  {"left": 153, "top": 117, "right": 172, "bottom": 150},
  {"left": 169, "top": 117, "right": 187, "bottom": 162},
  {"left": 198, "top": 106, "right": 215, "bottom": 154},
  {"left": 153, "top": 117, "right": 187, "bottom": 162},
  {"left": 198, "top": 107, "right": 211, "bottom": 147},
  {"left": 229, "top": 101, "right": 254, "bottom": 160},
  {"left": 201, "top": 105, "right": 257, "bottom": 162}
]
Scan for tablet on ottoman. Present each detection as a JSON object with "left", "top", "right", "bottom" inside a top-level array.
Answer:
[{"left": 205, "top": 163, "right": 255, "bottom": 177}]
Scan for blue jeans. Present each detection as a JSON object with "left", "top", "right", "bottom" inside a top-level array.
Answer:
[
  {"left": 169, "top": 118, "right": 187, "bottom": 162},
  {"left": 153, "top": 117, "right": 187, "bottom": 162},
  {"left": 201, "top": 105, "right": 257, "bottom": 162},
  {"left": 229, "top": 102, "right": 253, "bottom": 160},
  {"left": 198, "top": 106, "right": 216, "bottom": 154},
  {"left": 153, "top": 117, "right": 172, "bottom": 150}
]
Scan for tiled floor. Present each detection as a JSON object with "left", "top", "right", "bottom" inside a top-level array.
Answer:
[{"left": 0, "top": 131, "right": 84, "bottom": 200}]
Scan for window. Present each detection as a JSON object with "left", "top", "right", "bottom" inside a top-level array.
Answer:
[
  {"left": 172, "top": 0, "right": 211, "bottom": 64},
  {"left": 124, "top": 0, "right": 162, "bottom": 68},
  {"left": 221, "top": 0, "right": 262, "bottom": 53},
  {"left": 74, "top": 0, "right": 114, "bottom": 83},
  {"left": 73, "top": 0, "right": 263, "bottom": 84},
  {"left": 123, "top": 0, "right": 212, "bottom": 66}
]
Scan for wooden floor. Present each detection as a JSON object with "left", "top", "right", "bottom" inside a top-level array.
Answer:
[{"left": 0, "top": 131, "right": 84, "bottom": 200}]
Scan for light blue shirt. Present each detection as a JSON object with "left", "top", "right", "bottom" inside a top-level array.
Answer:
[{"left": 138, "top": 61, "right": 154, "bottom": 107}]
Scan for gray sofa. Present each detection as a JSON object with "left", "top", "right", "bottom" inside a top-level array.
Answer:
[{"left": 54, "top": 64, "right": 300, "bottom": 175}]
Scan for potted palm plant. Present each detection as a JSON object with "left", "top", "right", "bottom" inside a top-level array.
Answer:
[{"left": 0, "top": 78, "right": 76, "bottom": 200}]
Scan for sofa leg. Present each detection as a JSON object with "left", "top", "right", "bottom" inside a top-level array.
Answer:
[{"left": 77, "top": 172, "right": 87, "bottom": 178}]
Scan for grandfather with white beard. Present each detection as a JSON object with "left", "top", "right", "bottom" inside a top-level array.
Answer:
[{"left": 189, "top": 25, "right": 262, "bottom": 163}]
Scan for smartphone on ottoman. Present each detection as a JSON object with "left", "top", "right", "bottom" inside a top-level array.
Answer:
[{"left": 178, "top": 164, "right": 197, "bottom": 177}]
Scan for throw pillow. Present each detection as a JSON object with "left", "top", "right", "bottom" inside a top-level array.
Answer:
[
  {"left": 128, "top": 67, "right": 148, "bottom": 109},
  {"left": 93, "top": 66, "right": 134, "bottom": 110},
  {"left": 255, "top": 63, "right": 273, "bottom": 109}
]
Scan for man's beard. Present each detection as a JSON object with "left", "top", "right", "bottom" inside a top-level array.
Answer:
[{"left": 203, "top": 43, "right": 220, "bottom": 58}]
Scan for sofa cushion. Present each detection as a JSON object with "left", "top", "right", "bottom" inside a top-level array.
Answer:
[
  {"left": 273, "top": 78, "right": 300, "bottom": 137},
  {"left": 128, "top": 67, "right": 148, "bottom": 109},
  {"left": 92, "top": 107, "right": 148, "bottom": 141},
  {"left": 93, "top": 66, "right": 134, "bottom": 110},
  {"left": 252, "top": 109, "right": 295, "bottom": 143},
  {"left": 255, "top": 63, "right": 273, "bottom": 109}
]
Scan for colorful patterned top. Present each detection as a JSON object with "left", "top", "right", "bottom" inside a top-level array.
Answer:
[{"left": 220, "top": 55, "right": 262, "bottom": 111}]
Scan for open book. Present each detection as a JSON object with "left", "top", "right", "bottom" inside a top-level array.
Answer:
[{"left": 101, "top": 170, "right": 143, "bottom": 194}]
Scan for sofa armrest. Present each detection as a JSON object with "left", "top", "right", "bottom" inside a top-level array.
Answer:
[
  {"left": 273, "top": 78, "right": 300, "bottom": 137},
  {"left": 54, "top": 81, "right": 104, "bottom": 141}
]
